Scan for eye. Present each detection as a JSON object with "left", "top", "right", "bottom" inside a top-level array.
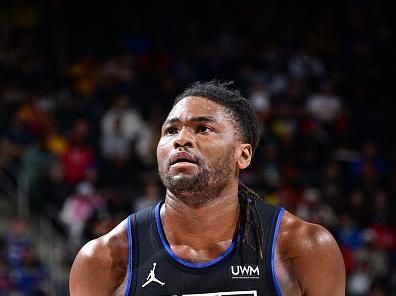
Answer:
[
  {"left": 196, "top": 125, "right": 212, "bottom": 133},
  {"left": 164, "top": 126, "right": 178, "bottom": 135}
]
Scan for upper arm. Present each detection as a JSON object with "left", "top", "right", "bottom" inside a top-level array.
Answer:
[
  {"left": 294, "top": 224, "right": 345, "bottom": 296},
  {"left": 69, "top": 239, "right": 115, "bottom": 296}
]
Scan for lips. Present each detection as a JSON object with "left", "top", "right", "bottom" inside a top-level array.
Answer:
[{"left": 169, "top": 151, "right": 198, "bottom": 166}]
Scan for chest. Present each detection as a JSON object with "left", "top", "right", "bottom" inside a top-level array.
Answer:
[
  {"left": 131, "top": 250, "right": 270, "bottom": 296},
  {"left": 125, "top": 203, "right": 283, "bottom": 296}
]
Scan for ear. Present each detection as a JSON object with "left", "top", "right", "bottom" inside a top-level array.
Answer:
[{"left": 237, "top": 144, "right": 253, "bottom": 170}]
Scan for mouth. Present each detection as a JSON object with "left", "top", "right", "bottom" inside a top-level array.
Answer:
[{"left": 169, "top": 152, "right": 198, "bottom": 166}]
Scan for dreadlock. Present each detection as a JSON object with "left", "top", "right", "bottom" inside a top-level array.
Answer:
[
  {"left": 174, "top": 80, "right": 264, "bottom": 259},
  {"left": 238, "top": 183, "right": 265, "bottom": 259}
]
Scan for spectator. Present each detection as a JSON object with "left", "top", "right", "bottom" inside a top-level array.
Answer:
[
  {"left": 19, "top": 135, "right": 57, "bottom": 212},
  {"left": 295, "top": 187, "right": 338, "bottom": 230},
  {"left": 1, "top": 217, "right": 31, "bottom": 268},
  {"left": 248, "top": 80, "right": 271, "bottom": 116},
  {"left": 8, "top": 244, "right": 46, "bottom": 295},
  {"left": 59, "top": 181, "right": 104, "bottom": 249},
  {"left": 101, "top": 94, "right": 151, "bottom": 162},
  {"left": 347, "top": 189, "right": 371, "bottom": 228},
  {"left": 306, "top": 80, "right": 342, "bottom": 123},
  {"left": 337, "top": 214, "right": 364, "bottom": 251},
  {"left": 61, "top": 118, "right": 96, "bottom": 185},
  {"left": 349, "top": 141, "right": 390, "bottom": 178},
  {"left": 347, "top": 259, "right": 372, "bottom": 296},
  {"left": 354, "top": 230, "right": 389, "bottom": 278}
]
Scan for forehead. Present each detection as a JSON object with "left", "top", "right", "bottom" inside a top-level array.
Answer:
[{"left": 166, "top": 96, "right": 230, "bottom": 122}]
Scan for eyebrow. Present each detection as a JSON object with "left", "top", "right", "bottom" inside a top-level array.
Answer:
[{"left": 163, "top": 116, "right": 218, "bottom": 126}]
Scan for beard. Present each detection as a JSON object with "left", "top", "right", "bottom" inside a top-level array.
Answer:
[{"left": 159, "top": 147, "right": 236, "bottom": 206}]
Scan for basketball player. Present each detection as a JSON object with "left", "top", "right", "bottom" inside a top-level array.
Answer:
[{"left": 70, "top": 81, "right": 345, "bottom": 295}]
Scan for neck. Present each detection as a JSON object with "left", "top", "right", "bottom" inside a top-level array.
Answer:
[{"left": 160, "top": 182, "right": 240, "bottom": 255}]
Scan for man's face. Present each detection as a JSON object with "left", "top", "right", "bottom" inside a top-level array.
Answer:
[{"left": 157, "top": 96, "right": 242, "bottom": 205}]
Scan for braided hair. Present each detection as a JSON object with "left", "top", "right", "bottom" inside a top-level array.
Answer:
[
  {"left": 238, "top": 183, "right": 265, "bottom": 259},
  {"left": 174, "top": 80, "right": 264, "bottom": 259}
]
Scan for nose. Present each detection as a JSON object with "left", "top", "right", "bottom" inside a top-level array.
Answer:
[{"left": 173, "top": 127, "right": 195, "bottom": 149}]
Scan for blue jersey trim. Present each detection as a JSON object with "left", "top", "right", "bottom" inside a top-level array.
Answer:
[
  {"left": 271, "top": 207, "right": 285, "bottom": 296},
  {"left": 125, "top": 215, "right": 133, "bottom": 296},
  {"left": 154, "top": 202, "right": 240, "bottom": 269}
]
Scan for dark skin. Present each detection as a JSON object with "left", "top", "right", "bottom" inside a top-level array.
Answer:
[{"left": 70, "top": 96, "right": 345, "bottom": 295}]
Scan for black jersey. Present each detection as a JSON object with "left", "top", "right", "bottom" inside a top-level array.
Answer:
[{"left": 124, "top": 201, "right": 284, "bottom": 296}]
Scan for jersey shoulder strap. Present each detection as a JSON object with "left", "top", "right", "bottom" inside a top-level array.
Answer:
[
  {"left": 125, "top": 204, "right": 156, "bottom": 296},
  {"left": 255, "top": 200, "right": 285, "bottom": 296}
]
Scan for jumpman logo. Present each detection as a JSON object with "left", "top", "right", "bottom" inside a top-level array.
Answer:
[{"left": 142, "top": 262, "right": 165, "bottom": 287}]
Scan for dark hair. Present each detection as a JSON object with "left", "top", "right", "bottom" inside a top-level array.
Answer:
[
  {"left": 174, "top": 80, "right": 264, "bottom": 259},
  {"left": 174, "top": 80, "right": 260, "bottom": 154}
]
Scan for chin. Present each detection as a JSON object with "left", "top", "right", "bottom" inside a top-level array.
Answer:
[
  {"left": 169, "top": 176, "right": 197, "bottom": 189},
  {"left": 172, "top": 173, "right": 195, "bottom": 181},
  {"left": 168, "top": 190, "right": 213, "bottom": 207}
]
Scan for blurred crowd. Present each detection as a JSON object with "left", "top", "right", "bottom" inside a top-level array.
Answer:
[{"left": 0, "top": 0, "right": 394, "bottom": 295}]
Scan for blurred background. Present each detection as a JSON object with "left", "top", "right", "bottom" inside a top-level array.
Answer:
[{"left": 0, "top": 0, "right": 394, "bottom": 295}]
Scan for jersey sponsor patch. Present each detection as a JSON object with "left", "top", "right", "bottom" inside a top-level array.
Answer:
[
  {"left": 229, "top": 265, "right": 261, "bottom": 280},
  {"left": 167, "top": 291, "right": 257, "bottom": 296}
]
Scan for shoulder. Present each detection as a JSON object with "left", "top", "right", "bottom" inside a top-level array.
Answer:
[
  {"left": 277, "top": 210, "right": 337, "bottom": 254},
  {"left": 276, "top": 211, "right": 345, "bottom": 296},
  {"left": 69, "top": 218, "right": 130, "bottom": 296}
]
